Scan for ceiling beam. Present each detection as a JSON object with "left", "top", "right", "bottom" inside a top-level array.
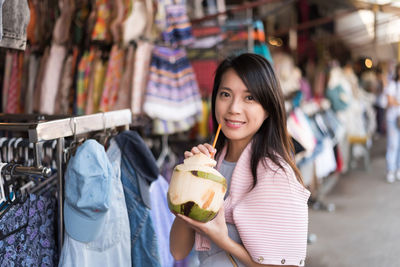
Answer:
[
  {"left": 353, "top": 1, "right": 400, "bottom": 16},
  {"left": 190, "top": 0, "right": 287, "bottom": 25},
  {"left": 273, "top": 8, "right": 357, "bottom": 36}
]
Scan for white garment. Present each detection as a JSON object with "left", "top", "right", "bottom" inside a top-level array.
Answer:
[
  {"left": 59, "top": 141, "right": 131, "bottom": 267},
  {"left": 385, "top": 80, "right": 400, "bottom": 121},
  {"left": 315, "top": 138, "right": 337, "bottom": 179},
  {"left": 149, "top": 176, "right": 175, "bottom": 267},
  {"left": 40, "top": 44, "right": 67, "bottom": 114},
  {"left": 287, "top": 108, "right": 317, "bottom": 157},
  {"left": 123, "top": 0, "right": 147, "bottom": 45}
]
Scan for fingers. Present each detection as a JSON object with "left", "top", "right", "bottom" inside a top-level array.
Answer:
[
  {"left": 185, "top": 143, "right": 217, "bottom": 159},
  {"left": 177, "top": 214, "right": 205, "bottom": 233},
  {"left": 204, "top": 143, "right": 217, "bottom": 158},
  {"left": 184, "top": 151, "right": 193, "bottom": 159},
  {"left": 204, "top": 143, "right": 216, "bottom": 155},
  {"left": 191, "top": 146, "right": 201, "bottom": 154},
  {"left": 197, "top": 144, "right": 211, "bottom": 156}
]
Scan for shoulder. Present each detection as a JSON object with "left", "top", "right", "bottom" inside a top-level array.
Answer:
[
  {"left": 257, "top": 156, "right": 298, "bottom": 184},
  {"left": 253, "top": 156, "right": 310, "bottom": 200}
]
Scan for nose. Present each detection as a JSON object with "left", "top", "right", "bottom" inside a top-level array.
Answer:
[{"left": 228, "top": 98, "right": 242, "bottom": 114}]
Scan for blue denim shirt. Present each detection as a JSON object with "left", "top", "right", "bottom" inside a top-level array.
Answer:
[
  {"left": 0, "top": 0, "right": 30, "bottom": 50},
  {"left": 115, "top": 131, "right": 159, "bottom": 209},
  {"left": 0, "top": 0, "right": 5, "bottom": 41},
  {"left": 115, "top": 131, "right": 161, "bottom": 267}
]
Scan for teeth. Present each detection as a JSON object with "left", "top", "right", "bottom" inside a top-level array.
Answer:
[{"left": 228, "top": 121, "right": 242, "bottom": 125}]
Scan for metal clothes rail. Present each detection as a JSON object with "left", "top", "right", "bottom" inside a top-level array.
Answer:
[{"left": 1, "top": 164, "right": 52, "bottom": 178}]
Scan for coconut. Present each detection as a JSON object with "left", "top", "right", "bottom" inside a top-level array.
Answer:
[{"left": 167, "top": 153, "right": 227, "bottom": 222}]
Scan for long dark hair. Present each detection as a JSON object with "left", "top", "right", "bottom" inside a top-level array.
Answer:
[{"left": 211, "top": 53, "right": 303, "bottom": 187}]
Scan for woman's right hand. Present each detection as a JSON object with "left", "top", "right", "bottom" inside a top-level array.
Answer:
[{"left": 184, "top": 143, "right": 216, "bottom": 159}]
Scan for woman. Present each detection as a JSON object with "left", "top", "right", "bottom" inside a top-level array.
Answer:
[
  {"left": 385, "top": 64, "right": 400, "bottom": 183},
  {"left": 170, "top": 53, "right": 310, "bottom": 266}
]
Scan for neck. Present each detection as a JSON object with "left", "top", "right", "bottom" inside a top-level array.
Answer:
[{"left": 225, "top": 140, "right": 250, "bottom": 162}]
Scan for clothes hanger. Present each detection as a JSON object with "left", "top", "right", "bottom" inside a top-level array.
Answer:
[
  {"left": 156, "top": 135, "right": 178, "bottom": 169},
  {"left": 0, "top": 165, "right": 6, "bottom": 206},
  {"left": 0, "top": 164, "right": 25, "bottom": 219},
  {"left": 1, "top": 139, "right": 9, "bottom": 163},
  {"left": 0, "top": 137, "right": 7, "bottom": 162},
  {"left": 156, "top": 135, "right": 169, "bottom": 168},
  {"left": 51, "top": 139, "right": 57, "bottom": 170},
  {"left": 35, "top": 178, "right": 58, "bottom": 197},
  {"left": 16, "top": 138, "right": 26, "bottom": 165},
  {"left": 29, "top": 174, "right": 57, "bottom": 195},
  {"left": 7, "top": 137, "right": 18, "bottom": 163},
  {"left": 0, "top": 172, "right": 30, "bottom": 239},
  {"left": 65, "top": 117, "right": 81, "bottom": 161},
  {"left": 13, "top": 138, "right": 24, "bottom": 164}
]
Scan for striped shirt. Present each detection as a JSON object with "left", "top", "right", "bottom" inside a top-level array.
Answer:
[{"left": 195, "top": 142, "right": 310, "bottom": 266}]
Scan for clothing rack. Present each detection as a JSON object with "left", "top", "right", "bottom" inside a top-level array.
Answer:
[
  {"left": 1, "top": 163, "right": 52, "bottom": 178},
  {"left": 0, "top": 109, "right": 132, "bottom": 255}
]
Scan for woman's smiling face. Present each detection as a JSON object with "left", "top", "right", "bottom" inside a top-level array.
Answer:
[{"left": 215, "top": 68, "right": 268, "bottom": 149}]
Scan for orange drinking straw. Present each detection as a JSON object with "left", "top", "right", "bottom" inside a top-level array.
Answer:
[
  {"left": 211, "top": 124, "right": 221, "bottom": 158},
  {"left": 212, "top": 124, "right": 221, "bottom": 148}
]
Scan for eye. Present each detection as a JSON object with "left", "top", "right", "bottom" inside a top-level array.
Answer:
[
  {"left": 219, "top": 91, "right": 230, "bottom": 98},
  {"left": 245, "top": 95, "right": 255, "bottom": 101}
]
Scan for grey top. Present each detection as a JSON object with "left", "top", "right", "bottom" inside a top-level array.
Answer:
[
  {"left": 219, "top": 160, "right": 236, "bottom": 199},
  {"left": 197, "top": 160, "right": 246, "bottom": 267}
]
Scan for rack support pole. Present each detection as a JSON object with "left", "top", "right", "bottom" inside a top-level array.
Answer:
[{"left": 56, "top": 137, "right": 65, "bottom": 255}]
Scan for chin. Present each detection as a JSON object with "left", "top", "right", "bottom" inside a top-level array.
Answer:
[{"left": 224, "top": 133, "right": 246, "bottom": 142}]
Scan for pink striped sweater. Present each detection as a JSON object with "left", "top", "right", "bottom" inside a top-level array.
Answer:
[{"left": 195, "top": 142, "right": 310, "bottom": 266}]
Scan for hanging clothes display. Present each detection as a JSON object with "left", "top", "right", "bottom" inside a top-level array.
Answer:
[
  {"left": 123, "top": 0, "right": 148, "bottom": 45},
  {"left": 143, "top": 46, "right": 202, "bottom": 134},
  {"left": 131, "top": 40, "right": 154, "bottom": 116},
  {"left": 76, "top": 49, "right": 96, "bottom": 115},
  {"left": 86, "top": 52, "right": 107, "bottom": 114},
  {"left": 253, "top": 20, "right": 273, "bottom": 63},
  {"left": 55, "top": 54, "right": 74, "bottom": 114},
  {"left": 99, "top": 45, "right": 125, "bottom": 112},
  {"left": 25, "top": 54, "right": 39, "bottom": 113},
  {"left": 39, "top": 44, "right": 67, "bottom": 115},
  {"left": 113, "top": 45, "right": 133, "bottom": 111},
  {"left": 287, "top": 108, "right": 317, "bottom": 158},
  {"left": 2, "top": 51, "right": 12, "bottom": 111},
  {"left": 5, "top": 52, "right": 21, "bottom": 114},
  {"left": 91, "top": 0, "right": 112, "bottom": 42},
  {"left": 162, "top": 0, "right": 194, "bottom": 46}
]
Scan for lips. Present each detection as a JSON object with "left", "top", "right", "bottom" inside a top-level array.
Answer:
[{"left": 225, "top": 119, "right": 245, "bottom": 128}]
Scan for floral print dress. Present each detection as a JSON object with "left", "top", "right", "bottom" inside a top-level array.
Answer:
[{"left": 0, "top": 194, "right": 57, "bottom": 267}]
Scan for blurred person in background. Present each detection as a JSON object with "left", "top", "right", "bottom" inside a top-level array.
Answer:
[
  {"left": 384, "top": 64, "right": 400, "bottom": 183},
  {"left": 374, "top": 66, "right": 388, "bottom": 136}
]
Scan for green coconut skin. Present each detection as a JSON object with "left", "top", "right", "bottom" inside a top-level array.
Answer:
[
  {"left": 168, "top": 193, "right": 217, "bottom": 223},
  {"left": 189, "top": 170, "right": 227, "bottom": 189}
]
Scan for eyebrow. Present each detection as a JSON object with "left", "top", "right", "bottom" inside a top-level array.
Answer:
[
  {"left": 219, "top": 87, "right": 232, "bottom": 91},
  {"left": 219, "top": 86, "right": 250, "bottom": 93}
]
